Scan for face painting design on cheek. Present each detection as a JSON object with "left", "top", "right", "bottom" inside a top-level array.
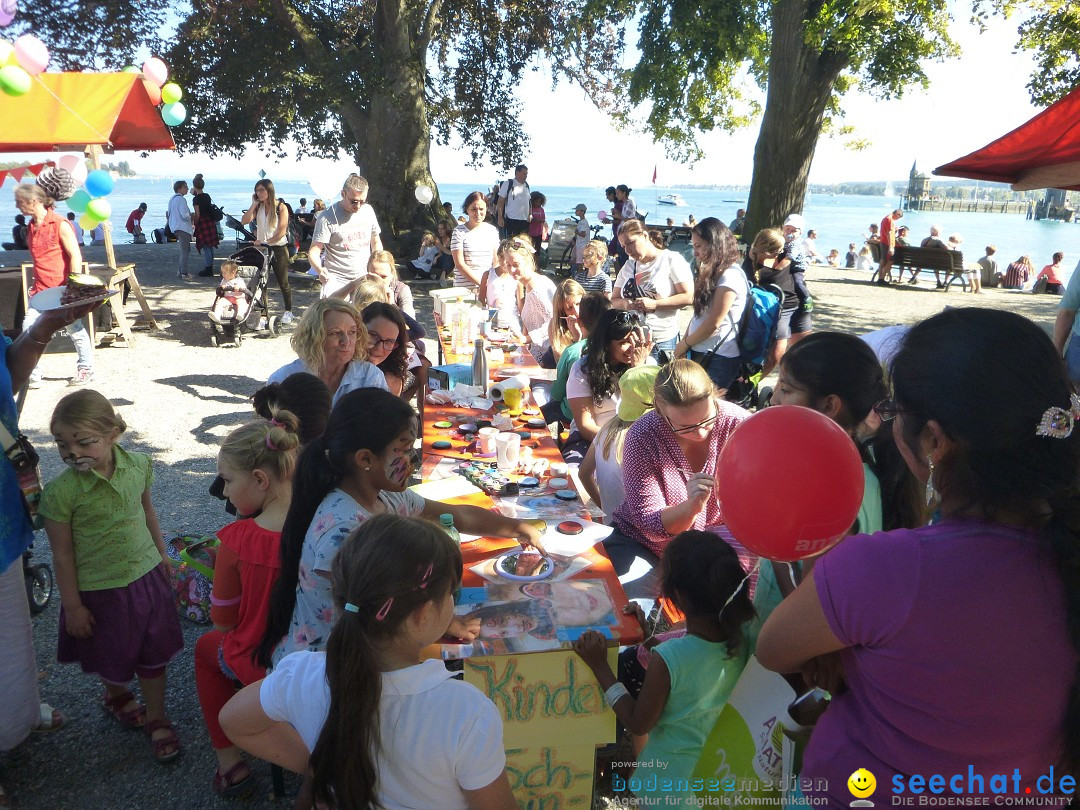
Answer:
[{"left": 385, "top": 452, "right": 412, "bottom": 487}]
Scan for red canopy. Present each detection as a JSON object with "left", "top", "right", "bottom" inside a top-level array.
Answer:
[
  {"left": 934, "top": 84, "right": 1080, "bottom": 191},
  {"left": 0, "top": 72, "right": 175, "bottom": 153}
]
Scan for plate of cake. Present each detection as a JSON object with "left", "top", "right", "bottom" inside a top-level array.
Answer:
[{"left": 29, "top": 274, "right": 118, "bottom": 312}]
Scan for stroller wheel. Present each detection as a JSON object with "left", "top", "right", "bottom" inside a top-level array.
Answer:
[
  {"left": 267, "top": 316, "right": 280, "bottom": 336},
  {"left": 756, "top": 385, "right": 774, "bottom": 410},
  {"left": 210, "top": 331, "right": 219, "bottom": 348},
  {"left": 26, "top": 563, "right": 53, "bottom": 614}
]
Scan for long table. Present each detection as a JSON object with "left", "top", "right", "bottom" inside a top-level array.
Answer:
[
  {"left": 432, "top": 316, "right": 557, "bottom": 383},
  {"left": 417, "top": 399, "right": 640, "bottom": 808}
]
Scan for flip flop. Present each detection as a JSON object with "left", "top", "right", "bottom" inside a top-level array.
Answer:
[
  {"left": 102, "top": 690, "right": 146, "bottom": 730},
  {"left": 31, "top": 703, "right": 65, "bottom": 733}
]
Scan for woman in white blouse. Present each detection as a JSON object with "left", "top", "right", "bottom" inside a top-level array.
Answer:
[
  {"left": 450, "top": 191, "right": 500, "bottom": 289},
  {"left": 500, "top": 238, "right": 555, "bottom": 361}
]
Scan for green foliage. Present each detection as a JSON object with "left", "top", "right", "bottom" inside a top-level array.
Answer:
[
  {"left": 5, "top": 1, "right": 171, "bottom": 70},
  {"left": 1016, "top": 1, "right": 1080, "bottom": 105}
]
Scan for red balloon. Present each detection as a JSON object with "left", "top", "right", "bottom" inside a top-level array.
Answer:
[{"left": 715, "top": 406, "right": 864, "bottom": 562}]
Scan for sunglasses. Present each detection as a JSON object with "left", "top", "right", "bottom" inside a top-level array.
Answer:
[{"left": 872, "top": 398, "right": 901, "bottom": 421}]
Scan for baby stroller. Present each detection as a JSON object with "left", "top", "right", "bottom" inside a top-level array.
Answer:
[{"left": 208, "top": 245, "right": 281, "bottom": 347}]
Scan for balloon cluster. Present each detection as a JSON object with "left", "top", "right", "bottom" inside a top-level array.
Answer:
[
  {"left": 0, "top": 33, "right": 47, "bottom": 96},
  {"left": 60, "top": 155, "right": 115, "bottom": 232},
  {"left": 136, "top": 57, "right": 186, "bottom": 127}
]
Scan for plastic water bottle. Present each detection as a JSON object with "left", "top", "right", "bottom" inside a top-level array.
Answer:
[
  {"left": 439, "top": 513, "right": 461, "bottom": 545},
  {"left": 471, "top": 338, "right": 488, "bottom": 387}
]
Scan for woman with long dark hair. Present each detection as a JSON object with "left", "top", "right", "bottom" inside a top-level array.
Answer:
[
  {"left": 673, "top": 217, "right": 748, "bottom": 390},
  {"left": 241, "top": 178, "right": 295, "bottom": 324},
  {"left": 758, "top": 308, "right": 1080, "bottom": 805},
  {"left": 361, "top": 302, "right": 410, "bottom": 395},
  {"left": 191, "top": 174, "right": 220, "bottom": 278}
]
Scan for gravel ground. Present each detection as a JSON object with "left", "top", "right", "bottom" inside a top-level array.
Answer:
[{"left": 1, "top": 241, "right": 1060, "bottom": 809}]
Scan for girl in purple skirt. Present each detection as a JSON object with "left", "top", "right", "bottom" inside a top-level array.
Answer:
[{"left": 39, "top": 390, "right": 183, "bottom": 763}]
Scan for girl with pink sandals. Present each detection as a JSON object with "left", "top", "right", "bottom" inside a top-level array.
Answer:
[{"left": 39, "top": 390, "right": 183, "bottom": 764}]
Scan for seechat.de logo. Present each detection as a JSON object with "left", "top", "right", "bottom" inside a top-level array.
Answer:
[{"left": 849, "top": 768, "right": 878, "bottom": 807}]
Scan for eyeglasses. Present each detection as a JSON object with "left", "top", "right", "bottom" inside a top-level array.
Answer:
[
  {"left": 368, "top": 331, "right": 398, "bottom": 351},
  {"left": 872, "top": 398, "right": 901, "bottom": 421},
  {"left": 662, "top": 403, "right": 721, "bottom": 435}
]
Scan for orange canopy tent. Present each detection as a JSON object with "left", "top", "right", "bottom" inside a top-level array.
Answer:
[
  {"left": 0, "top": 72, "right": 175, "bottom": 153},
  {"left": 934, "top": 84, "right": 1080, "bottom": 191}
]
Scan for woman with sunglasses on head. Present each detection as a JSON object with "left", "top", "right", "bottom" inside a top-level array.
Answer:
[
  {"left": 613, "top": 219, "right": 694, "bottom": 362},
  {"left": 500, "top": 238, "right": 556, "bottom": 362},
  {"left": 756, "top": 332, "right": 923, "bottom": 620},
  {"left": 562, "top": 309, "right": 654, "bottom": 463},
  {"left": 673, "top": 218, "right": 749, "bottom": 391},
  {"left": 361, "top": 302, "right": 411, "bottom": 396},
  {"left": 604, "top": 360, "right": 749, "bottom": 597},
  {"left": 757, "top": 309, "right": 1080, "bottom": 806}
]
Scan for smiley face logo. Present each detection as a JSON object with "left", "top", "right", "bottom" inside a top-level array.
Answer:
[{"left": 848, "top": 768, "right": 877, "bottom": 799}]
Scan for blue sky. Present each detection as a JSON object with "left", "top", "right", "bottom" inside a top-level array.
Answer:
[{"left": 2, "top": 11, "right": 1048, "bottom": 188}]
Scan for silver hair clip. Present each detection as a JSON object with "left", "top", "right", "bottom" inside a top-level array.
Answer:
[{"left": 1036, "top": 393, "right": 1080, "bottom": 439}]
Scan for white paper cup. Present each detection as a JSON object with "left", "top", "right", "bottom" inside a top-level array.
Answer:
[
  {"left": 496, "top": 432, "right": 521, "bottom": 471},
  {"left": 478, "top": 427, "right": 499, "bottom": 455}
]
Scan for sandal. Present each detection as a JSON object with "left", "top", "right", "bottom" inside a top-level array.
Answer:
[
  {"left": 213, "top": 761, "right": 255, "bottom": 798},
  {"left": 102, "top": 690, "right": 146, "bottom": 729},
  {"left": 145, "top": 718, "right": 181, "bottom": 763},
  {"left": 32, "top": 702, "right": 66, "bottom": 733}
]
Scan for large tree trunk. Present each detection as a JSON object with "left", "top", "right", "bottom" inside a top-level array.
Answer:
[
  {"left": 744, "top": 0, "right": 848, "bottom": 241},
  {"left": 347, "top": 0, "right": 442, "bottom": 246}
]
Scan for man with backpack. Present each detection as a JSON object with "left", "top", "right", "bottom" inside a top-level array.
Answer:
[{"left": 496, "top": 163, "right": 530, "bottom": 238}]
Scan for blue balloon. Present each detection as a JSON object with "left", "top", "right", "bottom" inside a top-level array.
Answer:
[
  {"left": 161, "top": 102, "right": 187, "bottom": 127},
  {"left": 84, "top": 169, "right": 114, "bottom": 197}
]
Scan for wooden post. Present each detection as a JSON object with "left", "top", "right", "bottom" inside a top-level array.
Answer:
[{"left": 85, "top": 144, "right": 117, "bottom": 271}]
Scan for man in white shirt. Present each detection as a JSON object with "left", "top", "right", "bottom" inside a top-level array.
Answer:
[
  {"left": 66, "top": 212, "right": 84, "bottom": 245},
  {"left": 166, "top": 179, "right": 193, "bottom": 278},
  {"left": 308, "top": 174, "right": 383, "bottom": 298},
  {"left": 496, "top": 163, "right": 530, "bottom": 238},
  {"left": 297, "top": 197, "right": 308, "bottom": 214}
]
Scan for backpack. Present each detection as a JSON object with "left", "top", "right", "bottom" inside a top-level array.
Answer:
[
  {"left": 208, "top": 203, "right": 225, "bottom": 222},
  {"left": 735, "top": 282, "right": 782, "bottom": 368},
  {"left": 165, "top": 534, "right": 220, "bottom": 624}
]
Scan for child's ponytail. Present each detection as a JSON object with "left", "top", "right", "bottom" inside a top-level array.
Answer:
[
  {"left": 660, "top": 530, "right": 756, "bottom": 655},
  {"left": 311, "top": 514, "right": 462, "bottom": 808},
  {"left": 255, "top": 388, "right": 418, "bottom": 669},
  {"left": 219, "top": 410, "right": 301, "bottom": 484}
]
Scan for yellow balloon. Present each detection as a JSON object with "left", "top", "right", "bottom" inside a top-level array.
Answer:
[
  {"left": 160, "top": 82, "right": 182, "bottom": 104},
  {"left": 79, "top": 213, "right": 102, "bottom": 231},
  {"left": 0, "top": 42, "right": 15, "bottom": 68}
]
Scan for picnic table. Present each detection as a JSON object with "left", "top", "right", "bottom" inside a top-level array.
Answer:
[{"left": 416, "top": 392, "right": 641, "bottom": 808}]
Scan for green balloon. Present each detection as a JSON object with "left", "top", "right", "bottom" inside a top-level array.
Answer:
[
  {"left": 0, "top": 64, "right": 31, "bottom": 97},
  {"left": 86, "top": 198, "right": 112, "bottom": 221},
  {"left": 122, "top": 65, "right": 141, "bottom": 73},
  {"left": 67, "top": 189, "right": 91, "bottom": 214}
]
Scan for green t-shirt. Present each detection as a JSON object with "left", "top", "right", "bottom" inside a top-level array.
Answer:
[
  {"left": 550, "top": 338, "right": 586, "bottom": 422},
  {"left": 39, "top": 445, "right": 160, "bottom": 591}
]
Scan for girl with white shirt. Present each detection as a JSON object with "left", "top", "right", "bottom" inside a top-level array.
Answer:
[
  {"left": 613, "top": 219, "right": 694, "bottom": 360},
  {"left": 674, "top": 217, "right": 748, "bottom": 391},
  {"left": 254, "top": 388, "right": 541, "bottom": 670},
  {"left": 501, "top": 238, "right": 556, "bottom": 361},
  {"left": 222, "top": 513, "right": 518, "bottom": 810},
  {"left": 478, "top": 251, "right": 522, "bottom": 332},
  {"left": 241, "top": 178, "right": 295, "bottom": 323},
  {"left": 450, "top": 191, "right": 501, "bottom": 288}
]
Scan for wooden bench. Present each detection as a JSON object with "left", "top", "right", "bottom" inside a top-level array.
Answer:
[{"left": 891, "top": 245, "right": 968, "bottom": 290}]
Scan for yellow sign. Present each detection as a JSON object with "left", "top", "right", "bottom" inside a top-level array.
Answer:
[{"left": 465, "top": 649, "right": 617, "bottom": 808}]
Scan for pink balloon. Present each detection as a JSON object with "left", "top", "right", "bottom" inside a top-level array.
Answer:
[
  {"left": 141, "top": 57, "right": 168, "bottom": 88},
  {"left": 13, "top": 33, "right": 47, "bottom": 75},
  {"left": 56, "top": 153, "right": 87, "bottom": 185},
  {"left": 0, "top": 0, "right": 16, "bottom": 27}
]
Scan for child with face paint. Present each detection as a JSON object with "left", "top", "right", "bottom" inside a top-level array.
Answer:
[
  {"left": 255, "top": 388, "right": 543, "bottom": 669},
  {"left": 39, "top": 390, "right": 184, "bottom": 763}
]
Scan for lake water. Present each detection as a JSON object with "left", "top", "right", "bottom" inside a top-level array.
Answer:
[{"left": 4, "top": 177, "right": 1079, "bottom": 281}]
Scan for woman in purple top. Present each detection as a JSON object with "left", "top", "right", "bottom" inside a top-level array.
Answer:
[{"left": 758, "top": 308, "right": 1080, "bottom": 805}]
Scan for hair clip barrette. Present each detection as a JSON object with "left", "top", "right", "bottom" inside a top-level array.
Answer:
[
  {"left": 1036, "top": 392, "right": 1080, "bottom": 439},
  {"left": 343, "top": 602, "right": 360, "bottom": 613},
  {"left": 375, "top": 598, "right": 394, "bottom": 621}
]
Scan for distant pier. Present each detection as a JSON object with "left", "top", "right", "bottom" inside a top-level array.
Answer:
[{"left": 901, "top": 195, "right": 1074, "bottom": 222}]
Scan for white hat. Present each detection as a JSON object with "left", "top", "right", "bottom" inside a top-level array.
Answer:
[{"left": 784, "top": 213, "right": 806, "bottom": 231}]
